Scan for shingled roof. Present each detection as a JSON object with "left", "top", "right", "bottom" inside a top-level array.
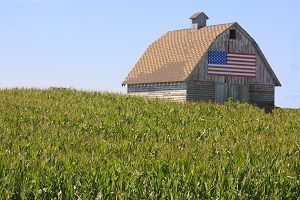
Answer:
[
  {"left": 189, "top": 12, "right": 209, "bottom": 20},
  {"left": 122, "top": 23, "right": 234, "bottom": 85}
]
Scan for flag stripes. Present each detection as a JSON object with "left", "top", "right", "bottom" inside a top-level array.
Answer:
[{"left": 208, "top": 51, "right": 256, "bottom": 78}]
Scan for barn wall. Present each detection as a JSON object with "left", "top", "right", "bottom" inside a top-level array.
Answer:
[
  {"left": 127, "top": 83, "right": 186, "bottom": 101},
  {"left": 188, "top": 24, "right": 276, "bottom": 86},
  {"left": 215, "top": 84, "right": 249, "bottom": 103},
  {"left": 187, "top": 24, "right": 276, "bottom": 104},
  {"left": 186, "top": 81, "right": 214, "bottom": 102},
  {"left": 249, "top": 84, "right": 275, "bottom": 107}
]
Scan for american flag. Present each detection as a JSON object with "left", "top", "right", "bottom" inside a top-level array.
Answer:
[{"left": 208, "top": 51, "right": 256, "bottom": 78}]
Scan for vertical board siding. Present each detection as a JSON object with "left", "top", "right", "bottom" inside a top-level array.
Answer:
[
  {"left": 188, "top": 24, "right": 276, "bottom": 86},
  {"left": 187, "top": 81, "right": 215, "bottom": 102},
  {"left": 186, "top": 24, "right": 277, "bottom": 105},
  {"left": 215, "top": 84, "right": 249, "bottom": 103}
]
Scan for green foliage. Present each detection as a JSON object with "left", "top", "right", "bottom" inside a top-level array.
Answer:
[{"left": 0, "top": 88, "right": 299, "bottom": 199}]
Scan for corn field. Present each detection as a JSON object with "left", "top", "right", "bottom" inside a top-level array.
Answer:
[{"left": 0, "top": 88, "right": 299, "bottom": 199}]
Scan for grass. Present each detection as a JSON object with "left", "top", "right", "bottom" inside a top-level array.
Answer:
[{"left": 0, "top": 88, "right": 299, "bottom": 199}]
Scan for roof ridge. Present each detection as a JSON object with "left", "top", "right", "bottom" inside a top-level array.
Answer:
[{"left": 168, "top": 22, "right": 236, "bottom": 32}]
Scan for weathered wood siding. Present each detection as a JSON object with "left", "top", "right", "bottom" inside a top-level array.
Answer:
[
  {"left": 215, "top": 84, "right": 249, "bottom": 103},
  {"left": 187, "top": 24, "right": 276, "bottom": 105},
  {"left": 189, "top": 24, "right": 276, "bottom": 86},
  {"left": 191, "top": 13, "right": 207, "bottom": 29},
  {"left": 187, "top": 81, "right": 214, "bottom": 102},
  {"left": 127, "top": 83, "right": 186, "bottom": 101},
  {"left": 126, "top": 24, "right": 278, "bottom": 106},
  {"left": 249, "top": 84, "right": 275, "bottom": 107}
]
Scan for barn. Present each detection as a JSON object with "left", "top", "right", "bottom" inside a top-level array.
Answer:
[{"left": 122, "top": 12, "right": 281, "bottom": 107}]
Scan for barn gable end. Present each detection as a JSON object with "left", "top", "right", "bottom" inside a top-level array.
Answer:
[{"left": 186, "top": 23, "right": 280, "bottom": 106}]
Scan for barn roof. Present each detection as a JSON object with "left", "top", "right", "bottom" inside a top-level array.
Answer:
[
  {"left": 123, "top": 23, "right": 234, "bottom": 85},
  {"left": 122, "top": 22, "right": 281, "bottom": 86}
]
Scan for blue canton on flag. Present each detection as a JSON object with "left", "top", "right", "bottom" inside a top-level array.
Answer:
[{"left": 208, "top": 51, "right": 227, "bottom": 65}]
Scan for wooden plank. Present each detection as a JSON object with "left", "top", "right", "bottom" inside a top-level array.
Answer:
[
  {"left": 127, "top": 83, "right": 187, "bottom": 102},
  {"left": 188, "top": 24, "right": 277, "bottom": 86},
  {"left": 249, "top": 84, "right": 275, "bottom": 107},
  {"left": 130, "top": 91, "right": 187, "bottom": 102},
  {"left": 215, "top": 84, "right": 249, "bottom": 103},
  {"left": 128, "top": 83, "right": 186, "bottom": 93},
  {"left": 187, "top": 81, "right": 215, "bottom": 102}
]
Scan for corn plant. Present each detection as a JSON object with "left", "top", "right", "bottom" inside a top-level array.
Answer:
[{"left": 0, "top": 88, "right": 299, "bottom": 199}]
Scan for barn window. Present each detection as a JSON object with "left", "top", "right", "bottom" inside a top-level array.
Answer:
[{"left": 229, "top": 29, "right": 236, "bottom": 39}]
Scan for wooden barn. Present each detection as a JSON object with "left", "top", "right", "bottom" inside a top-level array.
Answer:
[{"left": 122, "top": 12, "right": 281, "bottom": 107}]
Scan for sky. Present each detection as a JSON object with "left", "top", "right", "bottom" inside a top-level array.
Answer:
[{"left": 0, "top": 0, "right": 299, "bottom": 108}]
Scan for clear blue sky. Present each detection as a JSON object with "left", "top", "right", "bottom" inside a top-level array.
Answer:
[{"left": 1, "top": 0, "right": 299, "bottom": 108}]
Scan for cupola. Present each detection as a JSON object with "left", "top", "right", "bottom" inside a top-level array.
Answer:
[{"left": 190, "top": 12, "right": 209, "bottom": 30}]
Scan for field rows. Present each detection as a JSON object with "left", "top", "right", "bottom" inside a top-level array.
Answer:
[{"left": 0, "top": 88, "right": 299, "bottom": 199}]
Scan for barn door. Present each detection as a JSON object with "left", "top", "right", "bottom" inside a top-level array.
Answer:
[{"left": 215, "top": 84, "right": 249, "bottom": 103}]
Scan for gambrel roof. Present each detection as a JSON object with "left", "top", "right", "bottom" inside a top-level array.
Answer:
[{"left": 122, "top": 22, "right": 281, "bottom": 86}]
